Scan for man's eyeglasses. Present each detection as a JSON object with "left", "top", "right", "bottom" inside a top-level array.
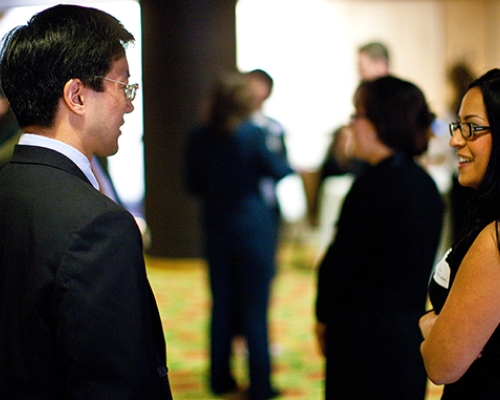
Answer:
[
  {"left": 99, "top": 77, "right": 139, "bottom": 101},
  {"left": 449, "top": 122, "right": 490, "bottom": 140}
]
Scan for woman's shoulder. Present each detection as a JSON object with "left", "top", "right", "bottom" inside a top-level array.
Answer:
[
  {"left": 476, "top": 221, "right": 500, "bottom": 248},
  {"left": 460, "top": 222, "right": 500, "bottom": 268}
]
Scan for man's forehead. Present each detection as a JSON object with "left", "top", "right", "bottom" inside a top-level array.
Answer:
[{"left": 109, "top": 57, "right": 130, "bottom": 78}]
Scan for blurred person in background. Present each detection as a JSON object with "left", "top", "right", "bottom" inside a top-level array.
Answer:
[
  {"left": 315, "top": 76, "right": 444, "bottom": 400},
  {"left": 185, "top": 71, "right": 293, "bottom": 400},
  {"left": 317, "top": 41, "right": 391, "bottom": 219},
  {"left": 447, "top": 62, "right": 477, "bottom": 242},
  {"left": 246, "top": 69, "right": 289, "bottom": 233},
  {"left": 357, "top": 41, "right": 390, "bottom": 82}
]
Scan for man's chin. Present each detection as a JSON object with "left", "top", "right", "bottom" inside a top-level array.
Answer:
[{"left": 95, "top": 146, "right": 119, "bottom": 158}]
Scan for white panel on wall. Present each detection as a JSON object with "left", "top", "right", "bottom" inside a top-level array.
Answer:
[{"left": 236, "top": 0, "right": 446, "bottom": 170}]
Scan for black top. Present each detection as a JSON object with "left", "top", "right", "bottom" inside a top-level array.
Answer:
[
  {"left": 429, "top": 229, "right": 500, "bottom": 399},
  {"left": 316, "top": 153, "right": 444, "bottom": 319}
]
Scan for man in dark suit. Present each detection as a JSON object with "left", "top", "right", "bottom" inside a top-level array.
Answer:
[{"left": 0, "top": 5, "right": 173, "bottom": 399}]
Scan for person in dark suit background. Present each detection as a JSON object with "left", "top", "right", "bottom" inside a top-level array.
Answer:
[
  {"left": 0, "top": 5, "right": 173, "bottom": 399},
  {"left": 315, "top": 76, "right": 444, "bottom": 399},
  {"left": 321, "top": 41, "right": 390, "bottom": 180},
  {"left": 185, "top": 72, "right": 293, "bottom": 399},
  {"left": 357, "top": 41, "right": 390, "bottom": 82},
  {"left": 314, "top": 42, "right": 390, "bottom": 224},
  {"left": 447, "top": 62, "right": 476, "bottom": 242},
  {"left": 246, "top": 69, "right": 288, "bottom": 250}
]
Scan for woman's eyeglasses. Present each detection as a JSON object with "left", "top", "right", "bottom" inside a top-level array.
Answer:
[{"left": 449, "top": 122, "right": 490, "bottom": 140}]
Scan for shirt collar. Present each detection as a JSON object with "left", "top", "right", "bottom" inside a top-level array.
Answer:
[{"left": 18, "top": 133, "right": 99, "bottom": 190}]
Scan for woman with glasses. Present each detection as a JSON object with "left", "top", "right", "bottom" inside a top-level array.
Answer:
[
  {"left": 420, "top": 69, "right": 500, "bottom": 399},
  {"left": 315, "top": 76, "right": 444, "bottom": 399}
]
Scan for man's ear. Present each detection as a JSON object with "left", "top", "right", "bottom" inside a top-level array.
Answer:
[{"left": 62, "top": 78, "right": 86, "bottom": 114}]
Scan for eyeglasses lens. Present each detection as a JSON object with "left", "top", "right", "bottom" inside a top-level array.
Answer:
[
  {"left": 125, "top": 84, "right": 138, "bottom": 101},
  {"left": 449, "top": 123, "right": 472, "bottom": 139}
]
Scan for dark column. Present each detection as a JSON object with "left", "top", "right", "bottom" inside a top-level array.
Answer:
[{"left": 141, "top": 0, "right": 238, "bottom": 257}]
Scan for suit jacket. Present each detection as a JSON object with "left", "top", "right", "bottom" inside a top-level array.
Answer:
[{"left": 0, "top": 145, "right": 173, "bottom": 399}]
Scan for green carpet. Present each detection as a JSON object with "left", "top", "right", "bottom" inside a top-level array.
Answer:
[{"left": 146, "top": 241, "right": 443, "bottom": 399}]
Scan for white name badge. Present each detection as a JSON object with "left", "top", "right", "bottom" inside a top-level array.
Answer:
[{"left": 433, "top": 248, "right": 452, "bottom": 289}]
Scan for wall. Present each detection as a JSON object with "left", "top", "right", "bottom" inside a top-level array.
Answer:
[
  {"left": 141, "top": 0, "right": 238, "bottom": 257},
  {"left": 444, "top": 0, "right": 500, "bottom": 76}
]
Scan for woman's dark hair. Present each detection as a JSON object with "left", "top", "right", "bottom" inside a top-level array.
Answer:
[
  {"left": 354, "top": 75, "right": 435, "bottom": 157},
  {"left": 0, "top": 4, "right": 134, "bottom": 128},
  {"left": 206, "top": 72, "right": 253, "bottom": 135},
  {"left": 461, "top": 69, "right": 500, "bottom": 240}
]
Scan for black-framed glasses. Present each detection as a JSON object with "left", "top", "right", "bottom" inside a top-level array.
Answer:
[
  {"left": 449, "top": 122, "right": 490, "bottom": 140},
  {"left": 99, "top": 77, "right": 139, "bottom": 101}
]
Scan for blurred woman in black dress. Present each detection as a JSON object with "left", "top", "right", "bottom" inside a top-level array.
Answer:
[{"left": 315, "top": 76, "right": 444, "bottom": 399}]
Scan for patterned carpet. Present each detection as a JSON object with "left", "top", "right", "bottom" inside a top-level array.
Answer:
[{"left": 146, "top": 234, "right": 443, "bottom": 399}]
